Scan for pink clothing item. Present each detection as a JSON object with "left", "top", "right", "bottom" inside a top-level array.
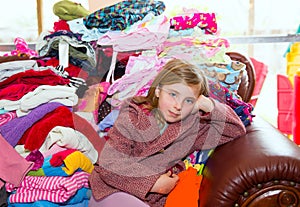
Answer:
[
  {"left": 170, "top": 13, "right": 218, "bottom": 34},
  {"left": 0, "top": 111, "right": 16, "bottom": 126},
  {"left": 74, "top": 81, "right": 110, "bottom": 123},
  {"left": 97, "top": 14, "right": 170, "bottom": 52},
  {"left": 89, "top": 192, "right": 150, "bottom": 207},
  {"left": 41, "top": 143, "right": 66, "bottom": 158},
  {"left": 6, "top": 171, "right": 89, "bottom": 203},
  {"left": 161, "top": 36, "right": 230, "bottom": 64},
  {"left": 0, "top": 134, "right": 33, "bottom": 188},
  {"left": 25, "top": 149, "right": 44, "bottom": 171},
  {"left": 108, "top": 55, "right": 168, "bottom": 102},
  {"left": 162, "top": 36, "right": 195, "bottom": 48},
  {"left": 3, "top": 37, "right": 38, "bottom": 58}
]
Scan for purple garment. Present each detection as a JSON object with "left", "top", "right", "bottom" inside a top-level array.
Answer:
[
  {"left": 0, "top": 134, "right": 33, "bottom": 188},
  {"left": 0, "top": 102, "right": 63, "bottom": 146},
  {"left": 89, "top": 192, "right": 150, "bottom": 207}
]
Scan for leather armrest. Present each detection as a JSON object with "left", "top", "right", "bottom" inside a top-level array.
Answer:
[{"left": 199, "top": 116, "right": 300, "bottom": 207}]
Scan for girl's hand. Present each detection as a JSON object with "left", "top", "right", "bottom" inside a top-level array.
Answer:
[
  {"left": 150, "top": 171, "right": 179, "bottom": 194},
  {"left": 192, "top": 95, "right": 214, "bottom": 114}
]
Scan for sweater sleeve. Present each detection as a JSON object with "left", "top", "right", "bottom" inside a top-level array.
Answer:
[
  {"left": 92, "top": 99, "right": 162, "bottom": 200},
  {"left": 95, "top": 130, "right": 163, "bottom": 201},
  {"left": 193, "top": 99, "right": 246, "bottom": 150}
]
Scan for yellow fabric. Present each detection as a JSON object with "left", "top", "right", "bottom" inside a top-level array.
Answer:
[{"left": 62, "top": 151, "right": 94, "bottom": 175}]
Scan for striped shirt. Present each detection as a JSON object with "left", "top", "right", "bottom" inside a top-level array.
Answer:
[{"left": 6, "top": 171, "right": 90, "bottom": 203}]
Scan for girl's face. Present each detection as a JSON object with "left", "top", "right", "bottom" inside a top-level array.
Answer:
[{"left": 156, "top": 83, "right": 200, "bottom": 123}]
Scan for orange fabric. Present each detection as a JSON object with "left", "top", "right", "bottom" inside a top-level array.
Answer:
[{"left": 165, "top": 167, "right": 202, "bottom": 207}]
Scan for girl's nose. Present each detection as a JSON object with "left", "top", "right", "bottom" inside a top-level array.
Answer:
[{"left": 173, "top": 99, "right": 182, "bottom": 111}]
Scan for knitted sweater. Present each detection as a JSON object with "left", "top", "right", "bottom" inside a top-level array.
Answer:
[{"left": 89, "top": 98, "right": 246, "bottom": 206}]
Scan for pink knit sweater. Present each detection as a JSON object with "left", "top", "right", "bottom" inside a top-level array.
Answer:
[{"left": 89, "top": 98, "right": 246, "bottom": 206}]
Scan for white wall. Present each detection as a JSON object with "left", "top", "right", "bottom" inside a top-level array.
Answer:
[{"left": 88, "top": 0, "right": 125, "bottom": 12}]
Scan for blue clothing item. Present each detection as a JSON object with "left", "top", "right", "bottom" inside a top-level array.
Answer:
[
  {"left": 98, "top": 109, "right": 119, "bottom": 131},
  {"left": 168, "top": 28, "right": 195, "bottom": 37},
  {"left": 43, "top": 30, "right": 82, "bottom": 42},
  {"left": 83, "top": 0, "right": 165, "bottom": 30},
  {"left": 7, "top": 188, "right": 91, "bottom": 207},
  {"left": 67, "top": 18, "right": 107, "bottom": 42},
  {"left": 0, "top": 108, "right": 8, "bottom": 114},
  {"left": 41, "top": 156, "right": 68, "bottom": 177}
]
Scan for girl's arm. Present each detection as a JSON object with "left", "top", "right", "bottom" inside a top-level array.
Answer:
[
  {"left": 93, "top": 99, "right": 170, "bottom": 200},
  {"left": 194, "top": 96, "right": 246, "bottom": 150}
]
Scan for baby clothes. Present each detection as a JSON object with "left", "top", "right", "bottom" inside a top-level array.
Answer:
[
  {"left": 170, "top": 12, "right": 218, "bottom": 34},
  {"left": 97, "top": 14, "right": 170, "bottom": 52},
  {"left": 83, "top": 0, "right": 166, "bottom": 30}
]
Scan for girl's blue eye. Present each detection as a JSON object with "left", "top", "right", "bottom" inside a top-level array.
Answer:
[
  {"left": 185, "top": 99, "right": 194, "bottom": 104},
  {"left": 169, "top": 92, "right": 177, "bottom": 97}
]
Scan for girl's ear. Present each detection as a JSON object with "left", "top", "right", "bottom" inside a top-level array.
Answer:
[{"left": 155, "top": 87, "right": 160, "bottom": 98}]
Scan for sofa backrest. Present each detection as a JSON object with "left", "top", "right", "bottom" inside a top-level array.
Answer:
[{"left": 226, "top": 52, "right": 256, "bottom": 103}]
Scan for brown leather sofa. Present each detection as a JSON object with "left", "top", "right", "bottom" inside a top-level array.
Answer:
[{"left": 199, "top": 52, "right": 300, "bottom": 207}]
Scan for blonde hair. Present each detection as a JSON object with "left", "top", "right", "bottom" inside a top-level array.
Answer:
[{"left": 133, "top": 58, "right": 209, "bottom": 111}]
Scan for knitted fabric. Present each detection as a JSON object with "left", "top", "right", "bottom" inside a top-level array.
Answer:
[
  {"left": 0, "top": 69, "right": 70, "bottom": 90},
  {"left": 89, "top": 98, "right": 246, "bottom": 206},
  {"left": 62, "top": 150, "right": 94, "bottom": 175},
  {"left": 50, "top": 149, "right": 77, "bottom": 167},
  {"left": 0, "top": 102, "right": 63, "bottom": 146},
  {"left": 20, "top": 106, "right": 74, "bottom": 151}
]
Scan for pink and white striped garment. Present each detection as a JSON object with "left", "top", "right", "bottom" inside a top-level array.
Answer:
[
  {"left": 0, "top": 111, "right": 16, "bottom": 127},
  {"left": 6, "top": 171, "right": 90, "bottom": 203}
]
